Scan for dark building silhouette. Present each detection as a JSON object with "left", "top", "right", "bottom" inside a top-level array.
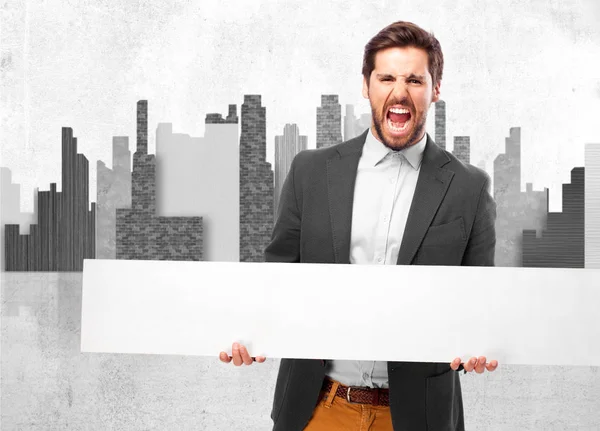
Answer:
[
  {"left": 5, "top": 128, "right": 96, "bottom": 271},
  {"left": 239, "top": 95, "right": 274, "bottom": 262},
  {"left": 317, "top": 95, "right": 342, "bottom": 149},
  {"left": 116, "top": 100, "right": 203, "bottom": 260},
  {"left": 493, "top": 127, "right": 547, "bottom": 267},
  {"left": 435, "top": 100, "right": 446, "bottom": 150},
  {"left": 1, "top": 168, "right": 36, "bottom": 271},
  {"left": 96, "top": 137, "right": 132, "bottom": 259},
  {"left": 522, "top": 167, "right": 585, "bottom": 268},
  {"left": 274, "top": 124, "right": 307, "bottom": 216},
  {"left": 453, "top": 136, "right": 470, "bottom": 164}
]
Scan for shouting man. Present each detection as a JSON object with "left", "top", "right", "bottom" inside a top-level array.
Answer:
[{"left": 221, "top": 21, "right": 498, "bottom": 431}]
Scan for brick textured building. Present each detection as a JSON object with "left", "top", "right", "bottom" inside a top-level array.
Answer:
[
  {"left": 116, "top": 100, "right": 203, "bottom": 261},
  {"left": 205, "top": 104, "right": 238, "bottom": 124},
  {"left": 316, "top": 95, "right": 342, "bottom": 149},
  {"left": 239, "top": 95, "right": 274, "bottom": 262},
  {"left": 453, "top": 136, "right": 470, "bottom": 164}
]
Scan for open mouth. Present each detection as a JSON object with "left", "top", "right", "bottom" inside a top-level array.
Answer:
[{"left": 386, "top": 107, "right": 411, "bottom": 133}]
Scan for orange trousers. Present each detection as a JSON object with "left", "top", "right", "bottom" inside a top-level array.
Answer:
[{"left": 303, "top": 380, "right": 393, "bottom": 431}]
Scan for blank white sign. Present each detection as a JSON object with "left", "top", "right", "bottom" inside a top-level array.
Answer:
[{"left": 80, "top": 259, "right": 600, "bottom": 366}]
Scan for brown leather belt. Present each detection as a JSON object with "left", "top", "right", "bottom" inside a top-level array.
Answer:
[{"left": 318, "top": 378, "right": 390, "bottom": 406}]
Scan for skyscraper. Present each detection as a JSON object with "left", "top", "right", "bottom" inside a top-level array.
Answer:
[
  {"left": 96, "top": 137, "right": 131, "bottom": 259},
  {"left": 274, "top": 124, "right": 308, "bottom": 216},
  {"left": 116, "top": 100, "right": 203, "bottom": 261},
  {"left": 493, "top": 127, "right": 547, "bottom": 267},
  {"left": 4, "top": 128, "right": 96, "bottom": 271},
  {"left": 239, "top": 95, "right": 274, "bottom": 262},
  {"left": 316, "top": 95, "right": 342, "bottom": 149},
  {"left": 453, "top": 136, "right": 470, "bottom": 164},
  {"left": 494, "top": 128, "right": 521, "bottom": 198},
  {"left": 155, "top": 105, "right": 239, "bottom": 262},
  {"left": 585, "top": 144, "right": 600, "bottom": 268},
  {"left": 435, "top": 100, "right": 446, "bottom": 150},
  {"left": 523, "top": 167, "right": 585, "bottom": 268}
]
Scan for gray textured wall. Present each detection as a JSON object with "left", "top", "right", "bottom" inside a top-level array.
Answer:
[
  {"left": 2, "top": 0, "right": 600, "bottom": 429},
  {"left": 2, "top": 273, "right": 600, "bottom": 430}
]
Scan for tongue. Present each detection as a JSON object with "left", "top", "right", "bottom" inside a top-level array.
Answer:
[{"left": 389, "top": 112, "right": 410, "bottom": 123}]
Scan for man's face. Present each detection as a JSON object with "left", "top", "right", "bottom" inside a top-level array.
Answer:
[{"left": 362, "top": 46, "right": 440, "bottom": 151}]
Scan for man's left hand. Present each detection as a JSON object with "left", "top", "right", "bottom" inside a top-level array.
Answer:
[{"left": 451, "top": 356, "right": 498, "bottom": 373}]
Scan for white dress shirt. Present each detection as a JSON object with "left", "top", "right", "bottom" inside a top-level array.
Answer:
[{"left": 325, "top": 128, "right": 427, "bottom": 388}]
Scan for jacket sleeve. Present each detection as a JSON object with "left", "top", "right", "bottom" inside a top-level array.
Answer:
[
  {"left": 457, "top": 174, "right": 497, "bottom": 373},
  {"left": 264, "top": 153, "right": 303, "bottom": 263},
  {"left": 461, "top": 174, "right": 497, "bottom": 267}
]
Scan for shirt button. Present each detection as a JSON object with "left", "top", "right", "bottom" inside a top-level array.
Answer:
[
  {"left": 377, "top": 257, "right": 383, "bottom": 263},
  {"left": 363, "top": 373, "right": 369, "bottom": 380},
  {"left": 383, "top": 216, "right": 388, "bottom": 222}
]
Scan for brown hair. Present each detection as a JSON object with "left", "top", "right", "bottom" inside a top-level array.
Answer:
[{"left": 362, "top": 21, "right": 444, "bottom": 86}]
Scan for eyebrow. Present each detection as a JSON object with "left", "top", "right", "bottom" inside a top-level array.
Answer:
[{"left": 407, "top": 74, "right": 426, "bottom": 81}]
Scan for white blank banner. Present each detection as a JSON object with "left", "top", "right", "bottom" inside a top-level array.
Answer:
[{"left": 80, "top": 259, "right": 600, "bottom": 366}]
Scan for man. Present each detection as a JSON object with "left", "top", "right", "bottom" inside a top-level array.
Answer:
[{"left": 220, "top": 21, "right": 498, "bottom": 430}]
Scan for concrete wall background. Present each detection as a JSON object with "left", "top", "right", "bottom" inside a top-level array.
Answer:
[{"left": 2, "top": 273, "right": 600, "bottom": 430}]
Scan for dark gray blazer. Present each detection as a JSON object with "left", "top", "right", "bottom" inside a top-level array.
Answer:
[{"left": 265, "top": 130, "right": 497, "bottom": 431}]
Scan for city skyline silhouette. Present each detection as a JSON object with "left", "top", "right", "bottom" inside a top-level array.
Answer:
[{"left": 1, "top": 96, "right": 598, "bottom": 271}]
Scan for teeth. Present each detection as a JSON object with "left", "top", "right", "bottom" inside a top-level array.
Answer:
[
  {"left": 387, "top": 118, "right": 409, "bottom": 132},
  {"left": 389, "top": 107, "right": 409, "bottom": 114}
]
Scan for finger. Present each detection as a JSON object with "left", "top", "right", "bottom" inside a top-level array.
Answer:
[
  {"left": 255, "top": 356, "right": 267, "bottom": 363},
  {"left": 464, "top": 357, "right": 477, "bottom": 372},
  {"left": 239, "top": 345, "right": 254, "bottom": 365},
  {"left": 486, "top": 360, "right": 498, "bottom": 372},
  {"left": 219, "top": 351, "right": 232, "bottom": 363},
  {"left": 232, "top": 343, "right": 243, "bottom": 366},
  {"left": 450, "top": 357, "right": 462, "bottom": 371},
  {"left": 475, "top": 356, "right": 487, "bottom": 374}
]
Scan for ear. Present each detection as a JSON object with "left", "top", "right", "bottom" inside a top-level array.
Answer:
[
  {"left": 362, "top": 76, "right": 369, "bottom": 99},
  {"left": 432, "top": 80, "right": 441, "bottom": 103}
]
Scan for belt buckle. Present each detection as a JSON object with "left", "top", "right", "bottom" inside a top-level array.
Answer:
[{"left": 346, "top": 386, "right": 361, "bottom": 404}]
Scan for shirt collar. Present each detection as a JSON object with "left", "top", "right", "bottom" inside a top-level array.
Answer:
[{"left": 362, "top": 128, "right": 427, "bottom": 170}]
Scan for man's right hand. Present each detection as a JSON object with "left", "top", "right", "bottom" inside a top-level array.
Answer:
[{"left": 219, "top": 342, "right": 267, "bottom": 366}]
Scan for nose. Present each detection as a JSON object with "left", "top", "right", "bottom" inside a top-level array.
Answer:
[{"left": 389, "top": 79, "right": 408, "bottom": 100}]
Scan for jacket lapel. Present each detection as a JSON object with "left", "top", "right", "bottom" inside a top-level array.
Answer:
[
  {"left": 396, "top": 136, "right": 454, "bottom": 265},
  {"left": 326, "top": 131, "right": 367, "bottom": 264}
]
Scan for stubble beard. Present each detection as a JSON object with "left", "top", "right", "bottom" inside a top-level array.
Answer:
[{"left": 371, "top": 104, "right": 428, "bottom": 151}]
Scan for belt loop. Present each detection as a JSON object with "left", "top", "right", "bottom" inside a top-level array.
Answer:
[{"left": 324, "top": 380, "right": 340, "bottom": 409}]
